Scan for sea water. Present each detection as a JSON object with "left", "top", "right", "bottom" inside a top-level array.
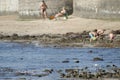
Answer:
[{"left": 0, "top": 42, "right": 120, "bottom": 80}]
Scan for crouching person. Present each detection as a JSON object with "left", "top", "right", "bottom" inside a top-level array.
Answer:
[
  {"left": 89, "top": 29, "right": 98, "bottom": 42},
  {"left": 109, "top": 31, "right": 115, "bottom": 43}
]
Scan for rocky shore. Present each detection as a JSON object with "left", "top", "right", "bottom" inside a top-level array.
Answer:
[
  {"left": 59, "top": 65, "right": 120, "bottom": 79},
  {"left": 0, "top": 30, "right": 120, "bottom": 48},
  {"left": 0, "top": 64, "right": 120, "bottom": 80}
]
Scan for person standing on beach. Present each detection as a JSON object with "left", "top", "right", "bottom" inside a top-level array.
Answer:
[{"left": 40, "top": 0, "right": 48, "bottom": 19}]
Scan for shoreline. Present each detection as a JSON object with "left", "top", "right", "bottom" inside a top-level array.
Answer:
[{"left": 0, "top": 31, "right": 120, "bottom": 48}]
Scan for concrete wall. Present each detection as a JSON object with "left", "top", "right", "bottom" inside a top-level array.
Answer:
[
  {"left": 0, "top": 0, "right": 18, "bottom": 15},
  {"left": 19, "top": 0, "right": 73, "bottom": 19},
  {"left": 73, "top": 0, "right": 120, "bottom": 19},
  {"left": 19, "top": 0, "right": 39, "bottom": 18},
  {"left": 1, "top": 0, "right": 120, "bottom": 19}
]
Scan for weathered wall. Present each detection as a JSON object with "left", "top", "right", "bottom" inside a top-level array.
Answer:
[
  {"left": 73, "top": 0, "right": 120, "bottom": 19},
  {"left": 19, "top": 0, "right": 39, "bottom": 18},
  {"left": 19, "top": 0, "right": 73, "bottom": 19},
  {"left": 1, "top": 0, "right": 120, "bottom": 19},
  {"left": 0, "top": 0, "right": 18, "bottom": 15}
]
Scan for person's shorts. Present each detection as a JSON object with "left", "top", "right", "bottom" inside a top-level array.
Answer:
[
  {"left": 89, "top": 33, "right": 96, "bottom": 40},
  {"left": 89, "top": 33, "right": 93, "bottom": 38}
]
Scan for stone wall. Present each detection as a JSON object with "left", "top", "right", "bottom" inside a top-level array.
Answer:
[
  {"left": 0, "top": 0, "right": 18, "bottom": 15},
  {"left": 19, "top": 0, "right": 73, "bottom": 19},
  {"left": 73, "top": 0, "right": 120, "bottom": 19},
  {"left": 1, "top": 0, "right": 120, "bottom": 19}
]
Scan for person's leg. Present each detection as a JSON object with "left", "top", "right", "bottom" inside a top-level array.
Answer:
[
  {"left": 90, "top": 38, "right": 91, "bottom": 43},
  {"left": 41, "top": 9, "right": 44, "bottom": 18},
  {"left": 58, "top": 13, "right": 63, "bottom": 17},
  {"left": 55, "top": 13, "right": 63, "bottom": 20},
  {"left": 55, "top": 13, "right": 60, "bottom": 17},
  {"left": 44, "top": 10, "right": 48, "bottom": 19},
  {"left": 54, "top": 13, "right": 59, "bottom": 20},
  {"left": 109, "top": 34, "right": 114, "bottom": 42}
]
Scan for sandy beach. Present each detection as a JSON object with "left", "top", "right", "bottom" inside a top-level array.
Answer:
[{"left": 0, "top": 15, "right": 120, "bottom": 35}]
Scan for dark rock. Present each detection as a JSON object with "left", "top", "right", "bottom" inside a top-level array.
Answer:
[
  {"left": 35, "top": 73, "right": 49, "bottom": 77},
  {"left": 20, "top": 58, "right": 24, "bottom": 60},
  {"left": 85, "top": 67, "right": 88, "bottom": 70},
  {"left": 88, "top": 50, "right": 93, "bottom": 53},
  {"left": 74, "top": 60, "right": 80, "bottom": 63},
  {"left": 72, "top": 58, "right": 79, "bottom": 60},
  {"left": 43, "top": 69, "right": 53, "bottom": 73},
  {"left": 12, "top": 33, "right": 19, "bottom": 39},
  {"left": 18, "top": 78, "right": 26, "bottom": 80},
  {"left": 65, "top": 69, "right": 74, "bottom": 73},
  {"left": 93, "top": 57, "right": 104, "bottom": 61},
  {"left": 57, "top": 69, "right": 63, "bottom": 73},
  {"left": 12, "top": 33, "right": 18, "bottom": 37},
  {"left": 0, "top": 34, "right": 4, "bottom": 39},
  {"left": 62, "top": 60, "right": 69, "bottom": 63},
  {"left": 106, "top": 65, "right": 111, "bottom": 67},
  {"left": 113, "top": 30, "right": 120, "bottom": 34},
  {"left": 15, "top": 71, "right": 30, "bottom": 76},
  {"left": 21, "top": 35, "right": 30, "bottom": 39},
  {"left": 4, "top": 35, "right": 11, "bottom": 39},
  {"left": 31, "top": 35, "right": 37, "bottom": 39},
  {"left": 112, "top": 64, "right": 117, "bottom": 67},
  {"left": 60, "top": 73, "right": 66, "bottom": 78}
]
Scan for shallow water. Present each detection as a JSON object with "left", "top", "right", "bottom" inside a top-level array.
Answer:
[{"left": 0, "top": 42, "right": 120, "bottom": 80}]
